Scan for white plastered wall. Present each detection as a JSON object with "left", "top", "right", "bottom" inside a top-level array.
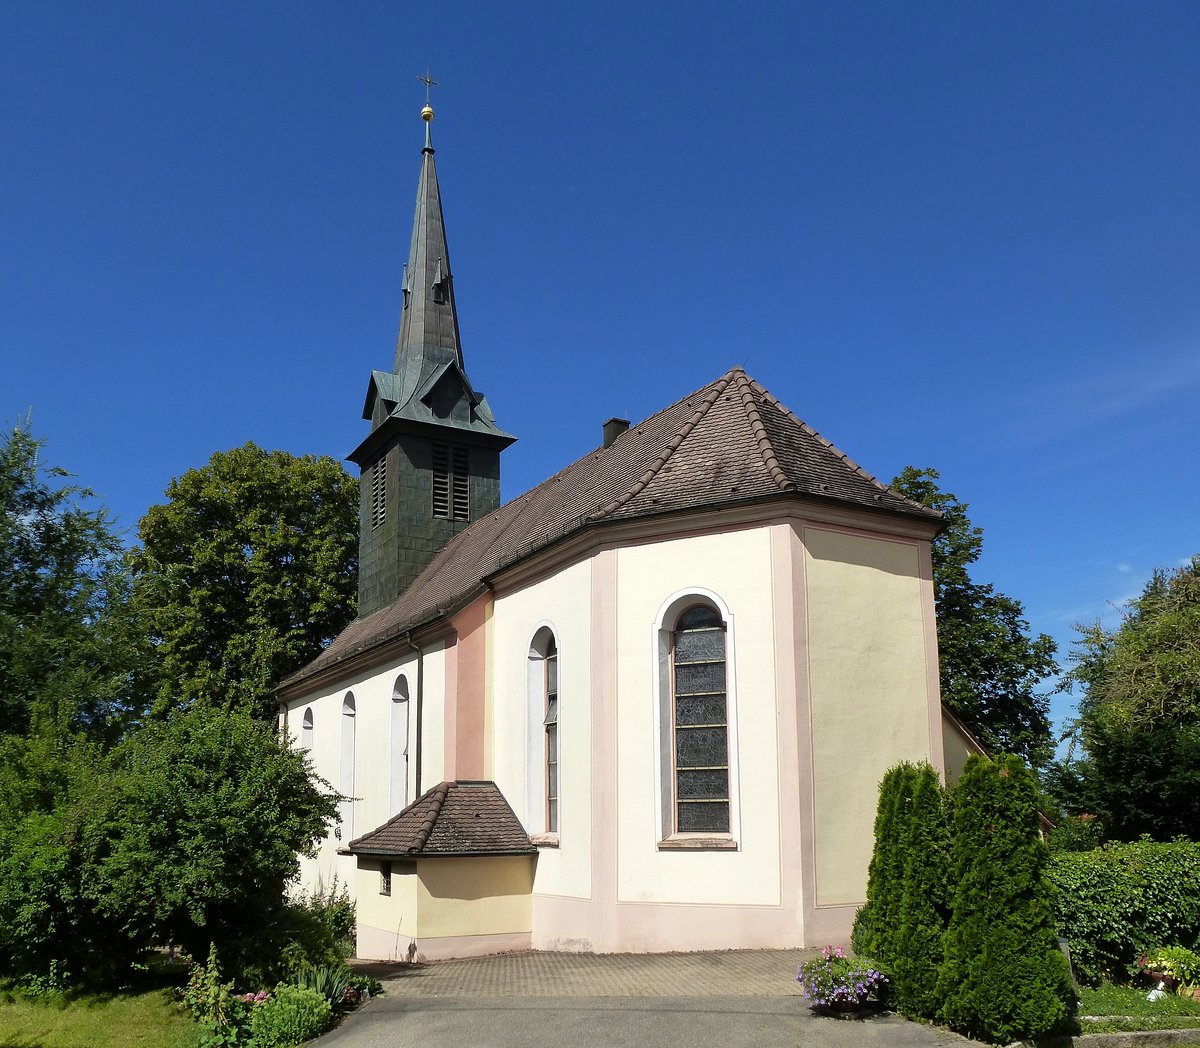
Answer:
[
  {"left": 491, "top": 558, "right": 593, "bottom": 901},
  {"left": 286, "top": 639, "right": 448, "bottom": 900},
  {"left": 615, "top": 527, "right": 782, "bottom": 907}
]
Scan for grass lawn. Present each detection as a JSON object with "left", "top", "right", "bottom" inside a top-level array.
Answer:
[
  {"left": 0, "top": 986, "right": 202, "bottom": 1048},
  {"left": 1077, "top": 982, "right": 1200, "bottom": 1034}
]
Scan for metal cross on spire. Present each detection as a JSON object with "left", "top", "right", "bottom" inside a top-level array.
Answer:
[{"left": 418, "top": 70, "right": 437, "bottom": 105}]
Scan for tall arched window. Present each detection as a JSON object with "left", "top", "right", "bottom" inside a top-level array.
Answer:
[
  {"left": 670, "top": 603, "right": 729, "bottom": 833},
  {"left": 340, "top": 693, "right": 356, "bottom": 840},
  {"left": 526, "top": 626, "right": 560, "bottom": 837},
  {"left": 390, "top": 676, "right": 410, "bottom": 815},
  {"left": 300, "top": 707, "right": 314, "bottom": 752},
  {"left": 543, "top": 635, "right": 559, "bottom": 833}
]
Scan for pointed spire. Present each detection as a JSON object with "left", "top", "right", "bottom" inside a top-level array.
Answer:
[{"left": 392, "top": 98, "right": 464, "bottom": 396}]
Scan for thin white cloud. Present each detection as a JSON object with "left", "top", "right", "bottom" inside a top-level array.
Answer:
[{"left": 983, "top": 346, "right": 1200, "bottom": 449}]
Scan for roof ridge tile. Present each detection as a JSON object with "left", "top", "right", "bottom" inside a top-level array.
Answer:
[
  {"left": 588, "top": 369, "right": 737, "bottom": 521},
  {"left": 747, "top": 375, "right": 938, "bottom": 517},
  {"left": 412, "top": 780, "right": 450, "bottom": 852},
  {"left": 733, "top": 372, "right": 793, "bottom": 492}
]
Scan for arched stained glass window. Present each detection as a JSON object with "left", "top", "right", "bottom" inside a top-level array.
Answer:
[
  {"left": 671, "top": 604, "right": 729, "bottom": 833},
  {"left": 543, "top": 635, "right": 559, "bottom": 833}
]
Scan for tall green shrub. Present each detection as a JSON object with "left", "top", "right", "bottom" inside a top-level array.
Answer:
[
  {"left": 937, "top": 754, "right": 1073, "bottom": 1043},
  {"left": 853, "top": 762, "right": 919, "bottom": 964},
  {"left": 891, "top": 762, "right": 950, "bottom": 1019}
]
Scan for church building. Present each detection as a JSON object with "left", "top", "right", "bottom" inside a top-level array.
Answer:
[{"left": 278, "top": 103, "right": 984, "bottom": 962}]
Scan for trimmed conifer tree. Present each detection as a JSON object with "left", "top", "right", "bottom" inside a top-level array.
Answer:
[
  {"left": 891, "top": 761, "right": 950, "bottom": 1019},
  {"left": 936, "top": 754, "right": 1073, "bottom": 1043},
  {"left": 853, "top": 762, "right": 919, "bottom": 966}
]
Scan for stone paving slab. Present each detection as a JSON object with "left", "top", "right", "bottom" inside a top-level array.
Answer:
[
  {"left": 352, "top": 948, "right": 821, "bottom": 998},
  {"left": 318, "top": 995, "right": 983, "bottom": 1048},
  {"left": 324, "top": 952, "right": 992, "bottom": 1047}
]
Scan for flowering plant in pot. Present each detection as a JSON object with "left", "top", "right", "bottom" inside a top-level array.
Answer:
[
  {"left": 1139, "top": 947, "right": 1200, "bottom": 999},
  {"left": 796, "top": 946, "right": 888, "bottom": 1010}
]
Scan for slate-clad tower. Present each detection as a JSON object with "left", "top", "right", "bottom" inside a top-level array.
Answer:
[{"left": 349, "top": 103, "right": 516, "bottom": 618}]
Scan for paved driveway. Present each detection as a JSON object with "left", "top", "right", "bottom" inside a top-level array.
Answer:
[{"left": 315, "top": 951, "right": 983, "bottom": 1047}]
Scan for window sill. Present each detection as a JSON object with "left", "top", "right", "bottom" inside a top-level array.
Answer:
[
  {"left": 657, "top": 834, "right": 738, "bottom": 851},
  {"left": 531, "top": 832, "right": 560, "bottom": 849}
]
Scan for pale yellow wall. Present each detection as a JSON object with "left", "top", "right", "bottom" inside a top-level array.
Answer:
[
  {"left": 614, "top": 526, "right": 783, "bottom": 907},
  {"left": 286, "top": 640, "right": 447, "bottom": 900},
  {"left": 355, "top": 859, "right": 419, "bottom": 957},
  {"left": 803, "top": 526, "right": 934, "bottom": 906},
  {"left": 416, "top": 857, "right": 535, "bottom": 937},
  {"left": 491, "top": 558, "right": 593, "bottom": 900},
  {"left": 942, "top": 710, "right": 986, "bottom": 783}
]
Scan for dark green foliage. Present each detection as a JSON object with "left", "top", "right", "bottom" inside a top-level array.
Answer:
[
  {"left": 1048, "top": 839, "right": 1200, "bottom": 984},
  {"left": 80, "top": 708, "right": 341, "bottom": 984},
  {"left": 1047, "top": 813, "right": 1105, "bottom": 853},
  {"left": 0, "top": 730, "right": 140, "bottom": 983},
  {"left": 1058, "top": 557, "right": 1200, "bottom": 840},
  {"left": 891, "top": 763, "right": 950, "bottom": 1019},
  {"left": 891, "top": 467, "right": 1057, "bottom": 767},
  {"left": 855, "top": 762, "right": 919, "bottom": 965},
  {"left": 1061, "top": 721, "right": 1200, "bottom": 842},
  {"left": 937, "top": 754, "right": 1073, "bottom": 1043},
  {"left": 292, "top": 877, "right": 356, "bottom": 959},
  {"left": 249, "top": 984, "right": 332, "bottom": 1047},
  {"left": 240, "top": 899, "right": 345, "bottom": 989},
  {"left": 0, "top": 708, "right": 339, "bottom": 987},
  {"left": 132, "top": 443, "right": 357, "bottom": 721},
  {"left": 0, "top": 421, "right": 147, "bottom": 740}
]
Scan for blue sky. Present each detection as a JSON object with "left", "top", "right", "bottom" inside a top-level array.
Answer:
[{"left": 4, "top": 2, "right": 1198, "bottom": 746}]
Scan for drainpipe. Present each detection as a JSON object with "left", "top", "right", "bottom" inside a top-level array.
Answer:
[{"left": 402, "top": 632, "right": 425, "bottom": 797}]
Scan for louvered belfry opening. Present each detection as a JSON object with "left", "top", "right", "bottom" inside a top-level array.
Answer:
[
  {"left": 433, "top": 443, "right": 470, "bottom": 521},
  {"left": 370, "top": 453, "right": 387, "bottom": 530}
]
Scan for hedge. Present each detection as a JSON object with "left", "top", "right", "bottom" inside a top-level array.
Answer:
[{"left": 1050, "top": 838, "right": 1200, "bottom": 984}]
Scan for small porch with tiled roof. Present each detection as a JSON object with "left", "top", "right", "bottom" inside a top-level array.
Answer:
[{"left": 348, "top": 780, "right": 538, "bottom": 963}]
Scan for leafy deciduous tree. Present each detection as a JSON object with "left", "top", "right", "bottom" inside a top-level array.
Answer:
[
  {"left": 1050, "top": 557, "right": 1200, "bottom": 840},
  {"left": 132, "top": 443, "right": 358, "bottom": 720},
  {"left": 0, "top": 420, "right": 144, "bottom": 739},
  {"left": 0, "top": 708, "right": 339, "bottom": 986},
  {"left": 891, "top": 466, "right": 1058, "bottom": 767}
]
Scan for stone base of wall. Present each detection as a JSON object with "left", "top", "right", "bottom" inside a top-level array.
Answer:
[
  {"left": 357, "top": 924, "right": 532, "bottom": 963},
  {"left": 531, "top": 894, "right": 853, "bottom": 953}
]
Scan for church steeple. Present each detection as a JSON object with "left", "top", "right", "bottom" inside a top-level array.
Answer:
[
  {"left": 392, "top": 101, "right": 464, "bottom": 393},
  {"left": 349, "top": 97, "right": 516, "bottom": 619}
]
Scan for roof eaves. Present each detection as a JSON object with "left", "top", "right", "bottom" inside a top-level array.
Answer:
[
  {"left": 350, "top": 845, "right": 537, "bottom": 858},
  {"left": 750, "top": 377, "right": 942, "bottom": 520}
]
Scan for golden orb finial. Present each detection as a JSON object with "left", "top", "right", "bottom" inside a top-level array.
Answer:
[{"left": 421, "top": 103, "right": 434, "bottom": 122}]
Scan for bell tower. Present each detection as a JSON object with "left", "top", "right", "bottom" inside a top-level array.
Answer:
[{"left": 349, "top": 97, "right": 516, "bottom": 618}]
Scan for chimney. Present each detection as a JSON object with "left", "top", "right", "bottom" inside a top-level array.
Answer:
[{"left": 602, "top": 417, "right": 630, "bottom": 448}]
